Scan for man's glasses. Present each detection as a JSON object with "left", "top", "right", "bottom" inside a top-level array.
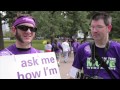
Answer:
[
  {"left": 90, "top": 25, "right": 107, "bottom": 30},
  {"left": 16, "top": 25, "right": 37, "bottom": 32}
]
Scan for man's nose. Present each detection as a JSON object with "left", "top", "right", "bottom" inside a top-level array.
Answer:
[{"left": 26, "top": 28, "right": 31, "bottom": 32}]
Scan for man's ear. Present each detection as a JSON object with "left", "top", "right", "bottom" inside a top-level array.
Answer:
[
  {"left": 107, "top": 25, "right": 112, "bottom": 32},
  {"left": 11, "top": 26, "right": 16, "bottom": 35}
]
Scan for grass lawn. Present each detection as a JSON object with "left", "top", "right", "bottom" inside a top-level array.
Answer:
[{"left": 4, "top": 40, "right": 45, "bottom": 50}]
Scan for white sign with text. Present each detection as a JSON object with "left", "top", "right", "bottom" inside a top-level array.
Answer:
[{"left": 0, "top": 52, "right": 61, "bottom": 79}]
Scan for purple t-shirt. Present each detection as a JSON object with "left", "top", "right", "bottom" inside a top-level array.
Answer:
[
  {"left": 72, "top": 42, "right": 80, "bottom": 52},
  {"left": 0, "top": 44, "right": 42, "bottom": 56},
  {"left": 72, "top": 41, "right": 120, "bottom": 79},
  {"left": 52, "top": 42, "right": 62, "bottom": 53}
]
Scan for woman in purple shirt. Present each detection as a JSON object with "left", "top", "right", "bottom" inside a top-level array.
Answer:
[
  {"left": 52, "top": 39, "right": 63, "bottom": 66},
  {"left": 72, "top": 38, "right": 80, "bottom": 58},
  {"left": 0, "top": 14, "right": 41, "bottom": 56},
  {"left": 69, "top": 12, "right": 120, "bottom": 79}
]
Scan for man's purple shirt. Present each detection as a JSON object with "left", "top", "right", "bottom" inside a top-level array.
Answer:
[
  {"left": 0, "top": 44, "right": 41, "bottom": 56},
  {"left": 72, "top": 42, "right": 80, "bottom": 52},
  {"left": 52, "top": 42, "right": 62, "bottom": 53},
  {"left": 72, "top": 41, "right": 120, "bottom": 79}
]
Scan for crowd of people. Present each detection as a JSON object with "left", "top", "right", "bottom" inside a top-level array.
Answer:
[{"left": 44, "top": 38, "right": 80, "bottom": 67}]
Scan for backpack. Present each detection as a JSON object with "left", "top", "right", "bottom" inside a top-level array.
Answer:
[{"left": 53, "top": 43, "right": 60, "bottom": 51}]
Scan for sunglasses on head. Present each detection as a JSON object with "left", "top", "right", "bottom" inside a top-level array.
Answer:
[{"left": 16, "top": 25, "right": 37, "bottom": 32}]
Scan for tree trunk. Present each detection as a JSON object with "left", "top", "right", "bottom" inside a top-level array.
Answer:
[
  {"left": 81, "top": 32, "right": 88, "bottom": 43},
  {"left": 50, "top": 36, "right": 54, "bottom": 44},
  {"left": 50, "top": 27, "right": 55, "bottom": 44},
  {"left": 0, "top": 16, "right": 4, "bottom": 50}
]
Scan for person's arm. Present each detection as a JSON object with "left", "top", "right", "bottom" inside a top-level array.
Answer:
[
  {"left": 51, "top": 44, "right": 54, "bottom": 51},
  {"left": 68, "top": 43, "right": 87, "bottom": 79},
  {"left": 69, "top": 66, "right": 81, "bottom": 79},
  {"left": 59, "top": 43, "right": 63, "bottom": 52}
]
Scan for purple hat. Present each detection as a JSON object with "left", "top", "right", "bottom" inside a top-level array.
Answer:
[{"left": 13, "top": 16, "right": 36, "bottom": 27}]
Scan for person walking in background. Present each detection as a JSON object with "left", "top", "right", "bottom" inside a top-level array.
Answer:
[
  {"left": 68, "top": 38, "right": 73, "bottom": 57},
  {"left": 0, "top": 14, "right": 42, "bottom": 56},
  {"left": 69, "top": 12, "right": 120, "bottom": 79},
  {"left": 44, "top": 41, "right": 52, "bottom": 52},
  {"left": 61, "top": 38, "right": 70, "bottom": 63},
  {"left": 71, "top": 38, "right": 80, "bottom": 58},
  {"left": 52, "top": 39, "right": 63, "bottom": 67}
]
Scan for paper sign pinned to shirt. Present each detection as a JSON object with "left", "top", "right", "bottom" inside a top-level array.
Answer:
[{"left": 0, "top": 52, "right": 61, "bottom": 79}]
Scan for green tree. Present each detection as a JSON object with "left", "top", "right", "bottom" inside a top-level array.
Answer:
[
  {"left": 32, "top": 11, "right": 66, "bottom": 43},
  {"left": 110, "top": 11, "right": 120, "bottom": 39},
  {"left": 0, "top": 13, "right": 4, "bottom": 50},
  {"left": 66, "top": 11, "right": 90, "bottom": 41}
]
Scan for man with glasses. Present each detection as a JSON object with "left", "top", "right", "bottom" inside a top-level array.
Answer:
[
  {"left": 0, "top": 14, "right": 42, "bottom": 55},
  {"left": 69, "top": 12, "right": 120, "bottom": 79}
]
